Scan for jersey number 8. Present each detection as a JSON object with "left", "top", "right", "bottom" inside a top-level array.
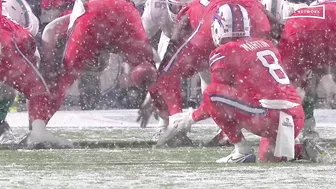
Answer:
[{"left": 257, "top": 50, "right": 290, "bottom": 85}]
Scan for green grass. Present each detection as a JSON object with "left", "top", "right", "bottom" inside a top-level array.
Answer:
[
  {"left": 1, "top": 125, "right": 336, "bottom": 189},
  {"left": 0, "top": 146, "right": 335, "bottom": 189}
]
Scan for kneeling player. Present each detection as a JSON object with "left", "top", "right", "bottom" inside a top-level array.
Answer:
[
  {"left": 139, "top": 0, "right": 272, "bottom": 146},
  {"left": 157, "top": 4, "right": 330, "bottom": 163}
]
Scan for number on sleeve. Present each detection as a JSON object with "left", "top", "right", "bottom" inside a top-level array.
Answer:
[{"left": 256, "top": 50, "right": 290, "bottom": 85}]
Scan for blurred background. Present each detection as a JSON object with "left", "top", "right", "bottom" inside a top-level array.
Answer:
[{"left": 8, "top": 0, "right": 336, "bottom": 112}]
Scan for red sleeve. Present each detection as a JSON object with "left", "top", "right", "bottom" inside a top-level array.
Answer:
[
  {"left": 192, "top": 102, "right": 210, "bottom": 121},
  {"left": 209, "top": 48, "right": 233, "bottom": 85},
  {"left": 177, "top": 6, "right": 190, "bottom": 22},
  {"left": 209, "top": 49, "right": 227, "bottom": 69}
]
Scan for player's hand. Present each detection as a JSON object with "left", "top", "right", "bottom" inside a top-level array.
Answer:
[
  {"left": 136, "top": 93, "right": 156, "bottom": 128},
  {"left": 156, "top": 108, "right": 195, "bottom": 147},
  {"left": 169, "top": 108, "right": 195, "bottom": 133}
]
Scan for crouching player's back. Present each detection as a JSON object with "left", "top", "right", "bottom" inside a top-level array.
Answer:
[
  {"left": 210, "top": 37, "right": 302, "bottom": 106},
  {"left": 157, "top": 3, "right": 331, "bottom": 164},
  {"left": 204, "top": 11, "right": 306, "bottom": 162}
]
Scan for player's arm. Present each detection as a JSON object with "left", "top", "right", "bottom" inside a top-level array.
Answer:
[
  {"left": 158, "top": 13, "right": 192, "bottom": 71},
  {"left": 262, "top": 8, "right": 284, "bottom": 41},
  {"left": 208, "top": 49, "right": 234, "bottom": 85},
  {"left": 141, "top": 0, "right": 161, "bottom": 39},
  {"left": 23, "top": 0, "right": 40, "bottom": 37}
]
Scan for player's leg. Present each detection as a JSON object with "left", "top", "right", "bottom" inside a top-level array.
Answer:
[
  {"left": 40, "top": 14, "right": 70, "bottom": 84},
  {"left": 0, "top": 83, "right": 16, "bottom": 144},
  {"left": 279, "top": 32, "right": 322, "bottom": 142},
  {"left": 303, "top": 38, "right": 333, "bottom": 158},
  {"left": 300, "top": 32, "right": 331, "bottom": 142},
  {"left": 301, "top": 78, "right": 320, "bottom": 141},
  {"left": 0, "top": 25, "right": 73, "bottom": 147},
  {"left": 280, "top": 32, "right": 333, "bottom": 161},
  {"left": 258, "top": 109, "right": 304, "bottom": 162},
  {"left": 187, "top": 75, "right": 201, "bottom": 108},
  {"left": 148, "top": 46, "right": 207, "bottom": 144},
  {"left": 0, "top": 25, "right": 50, "bottom": 122},
  {"left": 150, "top": 45, "right": 207, "bottom": 115},
  {"left": 200, "top": 83, "right": 260, "bottom": 163},
  {"left": 198, "top": 63, "right": 231, "bottom": 146},
  {"left": 150, "top": 74, "right": 184, "bottom": 115},
  {"left": 202, "top": 83, "right": 306, "bottom": 163},
  {"left": 200, "top": 67, "right": 231, "bottom": 146},
  {"left": 46, "top": 12, "right": 102, "bottom": 118},
  {"left": 148, "top": 50, "right": 207, "bottom": 145},
  {"left": 258, "top": 137, "right": 308, "bottom": 162}
]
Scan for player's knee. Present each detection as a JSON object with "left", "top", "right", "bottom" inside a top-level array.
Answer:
[
  {"left": 201, "top": 83, "right": 217, "bottom": 103},
  {"left": 202, "top": 83, "right": 220, "bottom": 96}
]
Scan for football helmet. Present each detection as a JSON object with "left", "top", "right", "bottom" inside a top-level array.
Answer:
[
  {"left": 166, "top": 0, "right": 194, "bottom": 22},
  {"left": 211, "top": 4, "right": 251, "bottom": 46}
]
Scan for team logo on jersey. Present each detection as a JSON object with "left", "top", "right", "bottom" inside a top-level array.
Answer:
[
  {"left": 283, "top": 5, "right": 325, "bottom": 19},
  {"left": 282, "top": 118, "right": 293, "bottom": 128}
]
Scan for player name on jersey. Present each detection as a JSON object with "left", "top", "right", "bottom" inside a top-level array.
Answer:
[{"left": 240, "top": 40, "right": 270, "bottom": 51}]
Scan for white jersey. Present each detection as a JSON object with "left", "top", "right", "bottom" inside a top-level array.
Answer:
[
  {"left": 133, "top": 0, "right": 147, "bottom": 6},
  {"left": 141, "top": 0, "right": 175, "bottom": 39},
  {"left": 262, "top": 0, "right": 312, "bottom": 21},
  {"left": 2, "top": 0, "right": 39, "bottom": 36},
  {"left": 262, "top": 0, "right": 283, "bottom": 20}
]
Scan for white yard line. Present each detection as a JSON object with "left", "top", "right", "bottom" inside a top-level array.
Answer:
[{"left": 7, "top": 109, "right": 336, "bottom": 128}]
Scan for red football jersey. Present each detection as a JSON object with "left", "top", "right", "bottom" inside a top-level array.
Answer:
[
  {"left": 209, "top": 38, "right": 301, "bottom": 103},
  {"left": 284, "top": 2, "right": 336, "bottom": 36},
  {"left": 176, "top": 0, "right": 226, "bottom": 57},
  {"left": 279, "top": 2, "right": 336, "bottom": 80},
  {"left": 176, "top": 0, "right": 268, "bottom": 60},
  {"left": 182, "top": 0, "right": 262, "bottom": 29}
]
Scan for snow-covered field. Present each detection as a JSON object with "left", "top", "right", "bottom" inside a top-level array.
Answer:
[{"left": 1, "top": 109, "right": 336, "bottom": 189}]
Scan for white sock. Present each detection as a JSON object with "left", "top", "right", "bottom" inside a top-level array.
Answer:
[
  {"left": 234, "top": 139, "right": 252, "bottom": 154},
  {"left": 158, "top": 117, "right": 169, "bottom": 129},
  {"left": 31, "top": 119, "right": 46, "bottom": 133}
]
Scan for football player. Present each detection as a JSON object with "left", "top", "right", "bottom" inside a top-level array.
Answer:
[
  {"left": 137, "top": 0, "right": 271, "bottom": 144},
  {"left": 0, "top": 0, "right": 73, "bottom": 148},
  {"left": 157, "top": 3, "right": 330, "bottom": 163},
  {"left": 0, "top": 0, "right": 40, "bottom": 142},
  {"left": 139, "top": 0, "right": 200, "bottom": 145},
  {"left": 22, "top": 0, "right": 158, "bottom": 145},
  {"left": 278, "top": 0, "right": 336, "bottom": 142}
]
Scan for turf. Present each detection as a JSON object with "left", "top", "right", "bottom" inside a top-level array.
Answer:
[
  {"left": 0, "top": 147, "right": 335, "bottom": 189},
  {"left": 1, "top": 123, "right": 336, "bottom": 189}
]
